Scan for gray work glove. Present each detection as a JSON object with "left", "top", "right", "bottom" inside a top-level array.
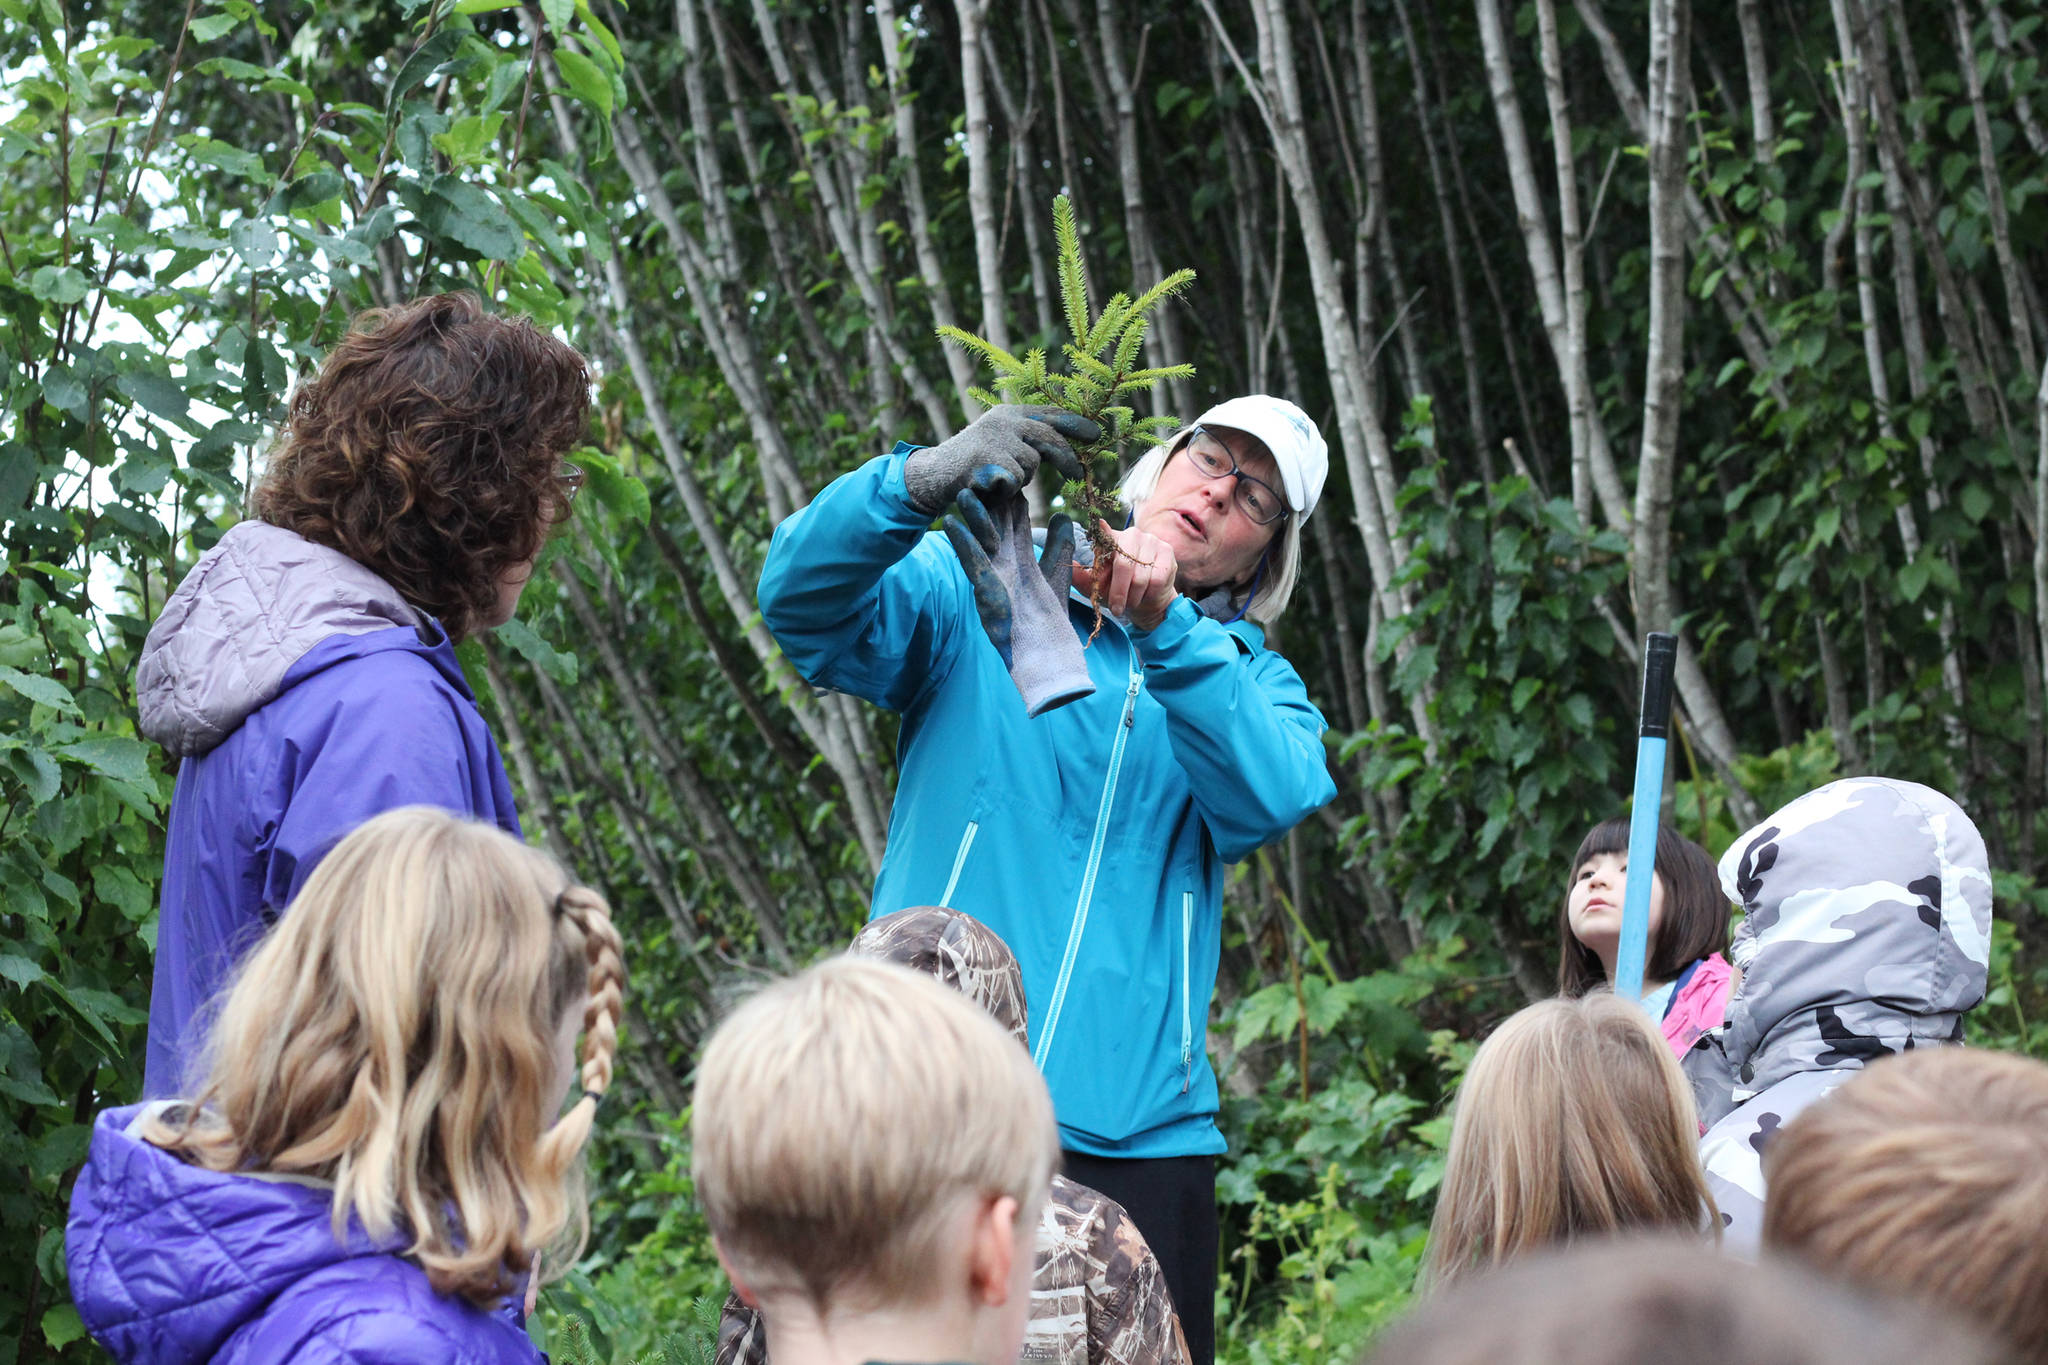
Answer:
[
  {"left": 904, "top": 405, "right": 1098, "bottom": 514},
  {"left": 943, "top": 464, "right": 1096, "bottom": 717}
]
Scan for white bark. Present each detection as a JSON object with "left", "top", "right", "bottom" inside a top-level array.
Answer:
[
  {"left": 1475, "top": 0, "right": 1627, "bottom": 531},
  {"left": 1096, "top": 0, "right": 1192, "bottom": 418},
  {"left": 959, "top": 0, "right": 1008, "bottom": 359},
  {"left": 1632, "top": 0, "right": 1688, "bottom": 639},
  {"left": 1202, "top": 0, "right": 1435, "bottom": 749},
  {"left": 749, "top": 0, "right": 953, "bottom": 439},
  {"left": 1534, "top": 0, "right": 1597, "bottom": 527},
  {"left": 1391, "top": 0, "right": 1494, "bottom": 481},
  {"left": 1951, "top": 0, "right": 2040, "bottom": 379}
]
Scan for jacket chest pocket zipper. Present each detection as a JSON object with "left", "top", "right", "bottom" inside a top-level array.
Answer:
[
  {"left": 1032, "top": 644, "right": 1144, "bottom": 1072},
  {"left": 1181, "top": 892, "right": 1194, "bottom": 1092},
  {"left": 939, "top": 820, "right": 979, "bottom": 907}
]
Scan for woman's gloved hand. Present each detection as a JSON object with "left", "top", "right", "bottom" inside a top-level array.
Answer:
[
  {"left": 943, "top": 464, "right": 1096, "bottom": 717},
  {"left": 904, "top": 405, "right": 1098, "bottom": 514}
]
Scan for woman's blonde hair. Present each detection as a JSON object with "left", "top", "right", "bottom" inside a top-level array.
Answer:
[
  {"left": 1425, "top": 994, "right": 1716, "bottom": 1290},
  {"left": 1116, "top": 428, "right": 1302, "bottom": 626},
  {"left": 144, "top": 806, "right": 626, "bottom": 1305}
]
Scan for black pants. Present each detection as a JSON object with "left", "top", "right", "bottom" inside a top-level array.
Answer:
[{"left": 1060, "top": 1151, "right": 1218, "bottom": 1365}]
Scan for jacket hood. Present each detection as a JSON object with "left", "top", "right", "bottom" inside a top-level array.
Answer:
[
  {"left": 1707, "top": 777, "right": 1992, "bottom": 1118},
  {"left": 137, "top": 521, "right": 427, "bottom": 758},
  {"left": 66, "top": 1104, "right": 389, "bottom": 1365},
  {"left": 851, "top": 906, "right": 1029, "bottom": 1046}
]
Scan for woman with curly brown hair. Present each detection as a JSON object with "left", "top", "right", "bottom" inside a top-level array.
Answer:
[{"left": 136, "top": 292, "right": 590, "bottom": 1097}]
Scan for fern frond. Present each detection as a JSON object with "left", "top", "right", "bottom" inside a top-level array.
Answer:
[
  {"left": 1053, "top": 195, "right": 1092, "bottom": 346},
  {"left": 936, "top": 324, "right": 1027, "bottom": 375}
]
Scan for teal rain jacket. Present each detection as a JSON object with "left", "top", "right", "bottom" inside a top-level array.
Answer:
[{"left": 757, "top": 447, "right": 1337, "bottom": 1157}]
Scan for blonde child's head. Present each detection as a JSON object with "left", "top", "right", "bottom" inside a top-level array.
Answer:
[
  {"left": 692, "top": 956, "right": 1055, "bottom": 1355},
  {"left": 1425, "top": 993, "right": 1716, "bottom": 1289},
  {"left": 1763, "top": 1047, "right": 2048, "bottom": 1360},
  {"left": 146, "top": 806, "right": 625, "bottom": 1304},
  {"left": 1559, "top": 817, "right": 1728, "bottom": 994}
]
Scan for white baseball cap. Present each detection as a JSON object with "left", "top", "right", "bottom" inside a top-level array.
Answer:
[{"left": 1188, "top": 395, "right": 1329, "bottom": 522}]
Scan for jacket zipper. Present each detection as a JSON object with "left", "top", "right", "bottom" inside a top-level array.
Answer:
[
  {"left": 1032, "top": 641, "right": 1144, "bottom": 1072},
  {"left": 1181, "top": 891, "right": 1195, "bottom": 1093},
  {"left": 938, "top": 820, "right": 979, "bottom": 907}
]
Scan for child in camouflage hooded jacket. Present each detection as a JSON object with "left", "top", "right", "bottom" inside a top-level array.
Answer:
[
  {"left": 717, "top": 907, "right": 1192, "bottom": 1365},
  {"left": 1684, "top": 777, "right": 1993, "bottom": 1258}
]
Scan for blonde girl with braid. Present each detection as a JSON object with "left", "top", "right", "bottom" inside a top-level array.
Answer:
[{"left": 65, "top": 807, "right": 626, "bottom": 1365}]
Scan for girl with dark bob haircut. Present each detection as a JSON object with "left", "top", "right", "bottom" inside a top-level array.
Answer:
[
  {"left": 136, "top": 293, "right": 591, "bottom": 1096},
  {"left": 1557, "top": 817, "right": 1735, "bottom": 1057}
]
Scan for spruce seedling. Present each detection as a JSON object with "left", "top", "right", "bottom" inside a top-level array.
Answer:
[{"left": 938, "top": 195, "right": 1196, "bottom": 596}]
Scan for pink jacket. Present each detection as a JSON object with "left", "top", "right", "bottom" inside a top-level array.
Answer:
[{"left": 1662, "top": 952, "right": 1735, "bottom": 1057}]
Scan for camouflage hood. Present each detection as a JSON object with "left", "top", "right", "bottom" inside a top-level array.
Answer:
[
  {"left": 1694, "top": 777, "right": 1992, "bottom": 1128},
  {"left": 849, "top": 906, "right": 1029, "bottom": 1047}
]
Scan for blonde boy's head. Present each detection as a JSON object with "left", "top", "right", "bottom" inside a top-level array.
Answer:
[
  {"left": 1763, "top": 1047, "right": 2048, "bottom": 1359},
  {"left": 692, "top": 957, "right": 1057, "bottom": 1313}
]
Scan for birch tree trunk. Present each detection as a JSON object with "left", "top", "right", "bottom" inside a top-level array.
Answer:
[
  {"left": 1474, "top": 0, "right": 1627, "bottom": 531},
  {"left": 1203, "top": 0, "right": 1435, "bottom": 750},
  {"left": 1571, "top": 0, "right": 1791, "bottom": 407},
  {"left": 748, "top": 0, "right": 953, "bottom": 439},
  {"left": 1986, "top": 1, "right": 2048, "bottom": 157},
  {"left": 1391, "top": 0, "right": 1495, "bottom": 483},
  {"left": 480, "top": 638, "right": 578, "bottom": 868},
  {"left": 960, "top": 0, "right": 1007, "bottom": 360},
  {"left": 1950, "top": 0, "right": 2040, "bottom": 378},
  {"left": 555, "top": 559, "right": 793, "bottom": 965},
  {"left": 592, "top": 246, "right": 892, "bottom": 871},
  {"left": 1096, "top": 0, "right": 1193, "bottom": 418},
  {"left": 1534, "top": 0, "right": 1599, "bottom": 527},
  {"left": 1631, "top": 0, "right": 1689, "bottom": 639}
]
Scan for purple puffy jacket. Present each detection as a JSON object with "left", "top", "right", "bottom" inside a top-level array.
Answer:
[
  {"left": 136, "top": 521, "right": 520, "bottom": 1097},
  {"left": 67, "top": 1104, "right": 543, "bottom": 1365}
]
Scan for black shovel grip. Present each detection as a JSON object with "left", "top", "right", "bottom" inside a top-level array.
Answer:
[{"left": 1639, "top": 632, "right": 1678, "bottom": 739}]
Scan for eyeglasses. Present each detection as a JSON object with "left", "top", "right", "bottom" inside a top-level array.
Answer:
[{"left": 1181, "top": 426, "right": 1290, "bottom": 525}]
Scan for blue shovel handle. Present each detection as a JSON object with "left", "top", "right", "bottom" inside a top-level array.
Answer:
[{"left": 1615, "top": 633, "right": 1678, "bottom": 1000}]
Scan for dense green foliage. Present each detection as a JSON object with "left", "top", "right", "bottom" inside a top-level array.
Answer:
[{"left": 6, "top": 0, "right": 2048, "bottom": 1362}]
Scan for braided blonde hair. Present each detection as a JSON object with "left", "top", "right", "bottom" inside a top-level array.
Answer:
[{"left": 146, "top": 807, "right": 627, "bottom": 1305}]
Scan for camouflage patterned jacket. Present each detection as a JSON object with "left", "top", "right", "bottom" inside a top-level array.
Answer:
[
  {"left": 1683, "top": 778, "right": 1992, "bottom": 1257},
  {"left": 715, "top": 1172, "right": 1192, "bottom": 1365}
]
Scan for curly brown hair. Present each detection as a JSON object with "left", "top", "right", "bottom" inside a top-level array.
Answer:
[{"left": 252, "top": 293, "right": 589, "bottom": 641}]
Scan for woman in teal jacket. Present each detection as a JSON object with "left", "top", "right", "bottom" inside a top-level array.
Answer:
[{"left": 756, "top": 397, "right": 1336, "bottom": 1365}]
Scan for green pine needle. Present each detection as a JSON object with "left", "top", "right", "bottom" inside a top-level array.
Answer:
[
  {"left": 1053, "top": 195, "right": 1092, "bottom": 346},
  {"left": 935, "top": 324, "right": 1027, "bottom": 376},
  {"left": 1112, "top": 316, "right": 1148, "bottom": 374},
  {"left": 1084, "top": 292, "right": 1134, "bottom": 357}
]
